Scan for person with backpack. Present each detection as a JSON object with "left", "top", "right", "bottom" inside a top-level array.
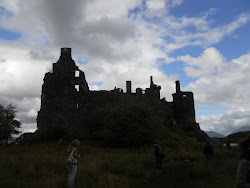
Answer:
[
  {"left": 66, "top": 139, "right": 80, "bottom": 188},
  {"left": 226, "top": 141, "right": 231, "bottom": 150},
  {"left": 59, "top": 138, "right": 63, "bottom": 146},
  {"left": 154, "top": 143, "right": 165, "bottom": 169},
  {"left": 237, "top": 136, "right": 250, "bottom": 188},
  {"left": 203, "top": 142, "right": 214, "bottom": 160}
]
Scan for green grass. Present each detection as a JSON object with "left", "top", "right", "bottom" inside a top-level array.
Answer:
[{"left": 0, "top": 139, "right": 240, "bottom": 188}]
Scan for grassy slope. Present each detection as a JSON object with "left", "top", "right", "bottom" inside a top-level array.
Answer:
[{"left": 0, "top": 128, "right": 240, "bottom": 188}]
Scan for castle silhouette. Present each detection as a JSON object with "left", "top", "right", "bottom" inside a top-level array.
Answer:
[{"left": 37, "top": 48, "right": 200, "bottom": 139}]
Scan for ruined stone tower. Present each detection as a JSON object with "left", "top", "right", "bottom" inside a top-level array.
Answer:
[
  {"left": 37, "top": 48, "right": 89, "bottom": 138},
  {"left": 172, "top": 81, "right": 196, "bottom": 124},
  {"left": 37, "top": 48, "right": 199, "bottom": 139}
]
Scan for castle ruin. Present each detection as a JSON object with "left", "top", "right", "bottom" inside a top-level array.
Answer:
[{"left": 37, "top": 48, "right": 200, "bottom": 139}]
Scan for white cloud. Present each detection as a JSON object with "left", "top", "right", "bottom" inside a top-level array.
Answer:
[
  {"left": 178, "top": 47, "right": 225, "bottom": 77},
  {"left": 84, "top": 0, "right": 140, "bottom": 21},
  {"left": 147, "top": 0, "right": 165, "bottom": 9},
  {"left": 162, "top": 13, "right": 250, "bottom": 52},
  {"left": 183, "top": 50, "right": 250, "bottom": 135},
  {"left": 166, "top": 0, "right": 183, "bottom": 8},
  {"left": 184, "top": 51, "right": 250, "bottom": 106},
  {"left": 198, "top": 107, "right": 250, "bottom": 135},
  {"left": 0, "top": 44, "right": 52, "bottom": 98},
  {"left": 0, "top": 44, "right": 52, "bottom": 133},
  {"left": 0, "top": 0, "right": 250, "bottom": 136},
  {"left": 0, "top": 0, "right": 19, "bottom": 14}
]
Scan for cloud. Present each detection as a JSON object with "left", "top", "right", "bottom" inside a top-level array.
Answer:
[
  {"left": 183, "top": 50, "right": 250, "bottom": 135},
  {"left": 198, "top": 107, "right": 250, "bottom": 135},
  {"left": 162, "top": 13, "right": 250, "bottom": 52},
  {"left": 0, "top": 44, "right": 52, "bottom": 99},
  {"left": 166, "top": 0, "right": 183, "bottom": 8},
  {"left": 0, "top": 0, "right": 19, "bottom": 15},
  {"left": 146, "top": 0, "right": 165, "bottom": 10},
  {"left": 0, "top": 0, "right": 139, "bottom": 60},
  {"left": 1, "top": 0, "right": 249, "bottom": 59},
  {"left": 0, "top": 44, "right": 51, "bottom": 133},
  {"left": 184, "top": 51, "right": 250, "bottom": 106},
  {"left": 0, "top": 0, "right": 250, "bottom": 135},
  {"left": 178, "top": 47, "right": 225, "bottom": 77}
]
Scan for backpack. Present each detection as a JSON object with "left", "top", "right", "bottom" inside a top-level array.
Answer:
[
  {"left": 161, "top": 153, "right": 166, "bottom": 159},
  {"left": 66, "top": 148, "right": 77, "bottom": 165}
]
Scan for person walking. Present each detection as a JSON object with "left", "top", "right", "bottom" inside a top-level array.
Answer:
[
  {"left": 154, "top": 143, "right": 164, "bottom": 169},
  {"left": 237, "top": 137, "right": 250, "bottom": 188},
  {"left": 226, "top": 141, "right": 231, "bottom": 150},
  {"left": 66, "top": 139, "right": 80, "bottom": 188},
  {"left": 59, "top": 138, "right": 63, "bottom": 146},
  {"left": 203, "top": 142, "right": 213, "bottom": 160}
]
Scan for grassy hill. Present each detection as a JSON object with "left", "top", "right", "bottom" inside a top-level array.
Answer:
[
  {"left": 0, "top": 128, "right": 240, "bottom": 188},
  {"left": 225, "top": 131, "right": 250, "bottom": 143}
]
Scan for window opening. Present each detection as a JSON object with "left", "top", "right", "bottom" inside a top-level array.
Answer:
[
  {"left": 75, "top": 71, "right": 80, "bottom": 77},
  {"left": 75, "top": 85, "right": 79, "bottom": 92}
]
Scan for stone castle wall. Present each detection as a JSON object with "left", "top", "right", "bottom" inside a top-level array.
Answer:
[{"left": 37, "top": 48, "right": 199, "bottom": 139}]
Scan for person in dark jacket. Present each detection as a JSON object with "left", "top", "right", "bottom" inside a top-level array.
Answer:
[
  {"left": 203, "top": 142, "right": 213, "bottom": 160},
  {"left": 226, "top": 141, "right": 231, "bottom": 150},
  {"left": 154, "top": 143, "right": 163, "bottom": 169},
  {"left": 237, "top": 136, "right": 250, "bottom": 188},
  {"left": 67, "top": 139, "right": 80, "bottom": 188},
  {"left": 59, "top": 138, "right": 63, "bottom": 146}
]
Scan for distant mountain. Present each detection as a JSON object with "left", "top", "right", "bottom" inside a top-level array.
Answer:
[
  {"left": 205, "top": 131, "right": 226, "bottom": 138},
  {"left": 232, "top": 126, "right": 250, "bottom": 134}
]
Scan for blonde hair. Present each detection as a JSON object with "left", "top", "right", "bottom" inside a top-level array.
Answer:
[{"left": 71, "top": 139, "right": 80, "bottom": 148}]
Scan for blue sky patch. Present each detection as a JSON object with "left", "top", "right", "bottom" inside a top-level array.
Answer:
[
  {"left": 214, "top": 24, "right": 250, "bottom": 60},
  {"left": 76, "top": 56, "right": 88, "bottom": 64},
  {"left": 89, "top": 81, "right": 103, "bottom": 87},
  {"left": 170, "top": 0, "right": 250, "bottom": 22},
  {"left": 0, "top": 27, "right": 21, "bottom": 40},
  {"left": 169, "top": 45, "right": 203, "bottom": 57},
  {"left": 196, "top": 105, "right": 229, "bottom": 116},
  {"left": 159, "top": 61, "right": 198, "bottom": 87},
  {"left": 43, "top": 35, "right": 50, "bottom": 45}
]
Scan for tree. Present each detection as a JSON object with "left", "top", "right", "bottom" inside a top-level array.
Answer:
[{"left": 0, "top": 104, "right": 21, "bottom": 145}]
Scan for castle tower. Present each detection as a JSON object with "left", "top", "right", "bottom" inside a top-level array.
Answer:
[
  {"left": 37, "top": 48, "right": 89, "bottom": 139},
  {"left": 126, "top": 81, "right": 132, "bottom": 93},
  {"left": 172, "top": 80, "right": 196, "bottom": 125},
  {"left": 145, "top": 76, "right": 161, "bottom": 99}
]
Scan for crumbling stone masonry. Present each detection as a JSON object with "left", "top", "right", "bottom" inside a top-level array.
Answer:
[{"left": 37, "top": 48, "right": 201, "bottom": 139}]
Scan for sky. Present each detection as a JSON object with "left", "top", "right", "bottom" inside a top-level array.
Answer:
[{"left": 0, "top": 0, "right": 250, "bottom": 136}]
